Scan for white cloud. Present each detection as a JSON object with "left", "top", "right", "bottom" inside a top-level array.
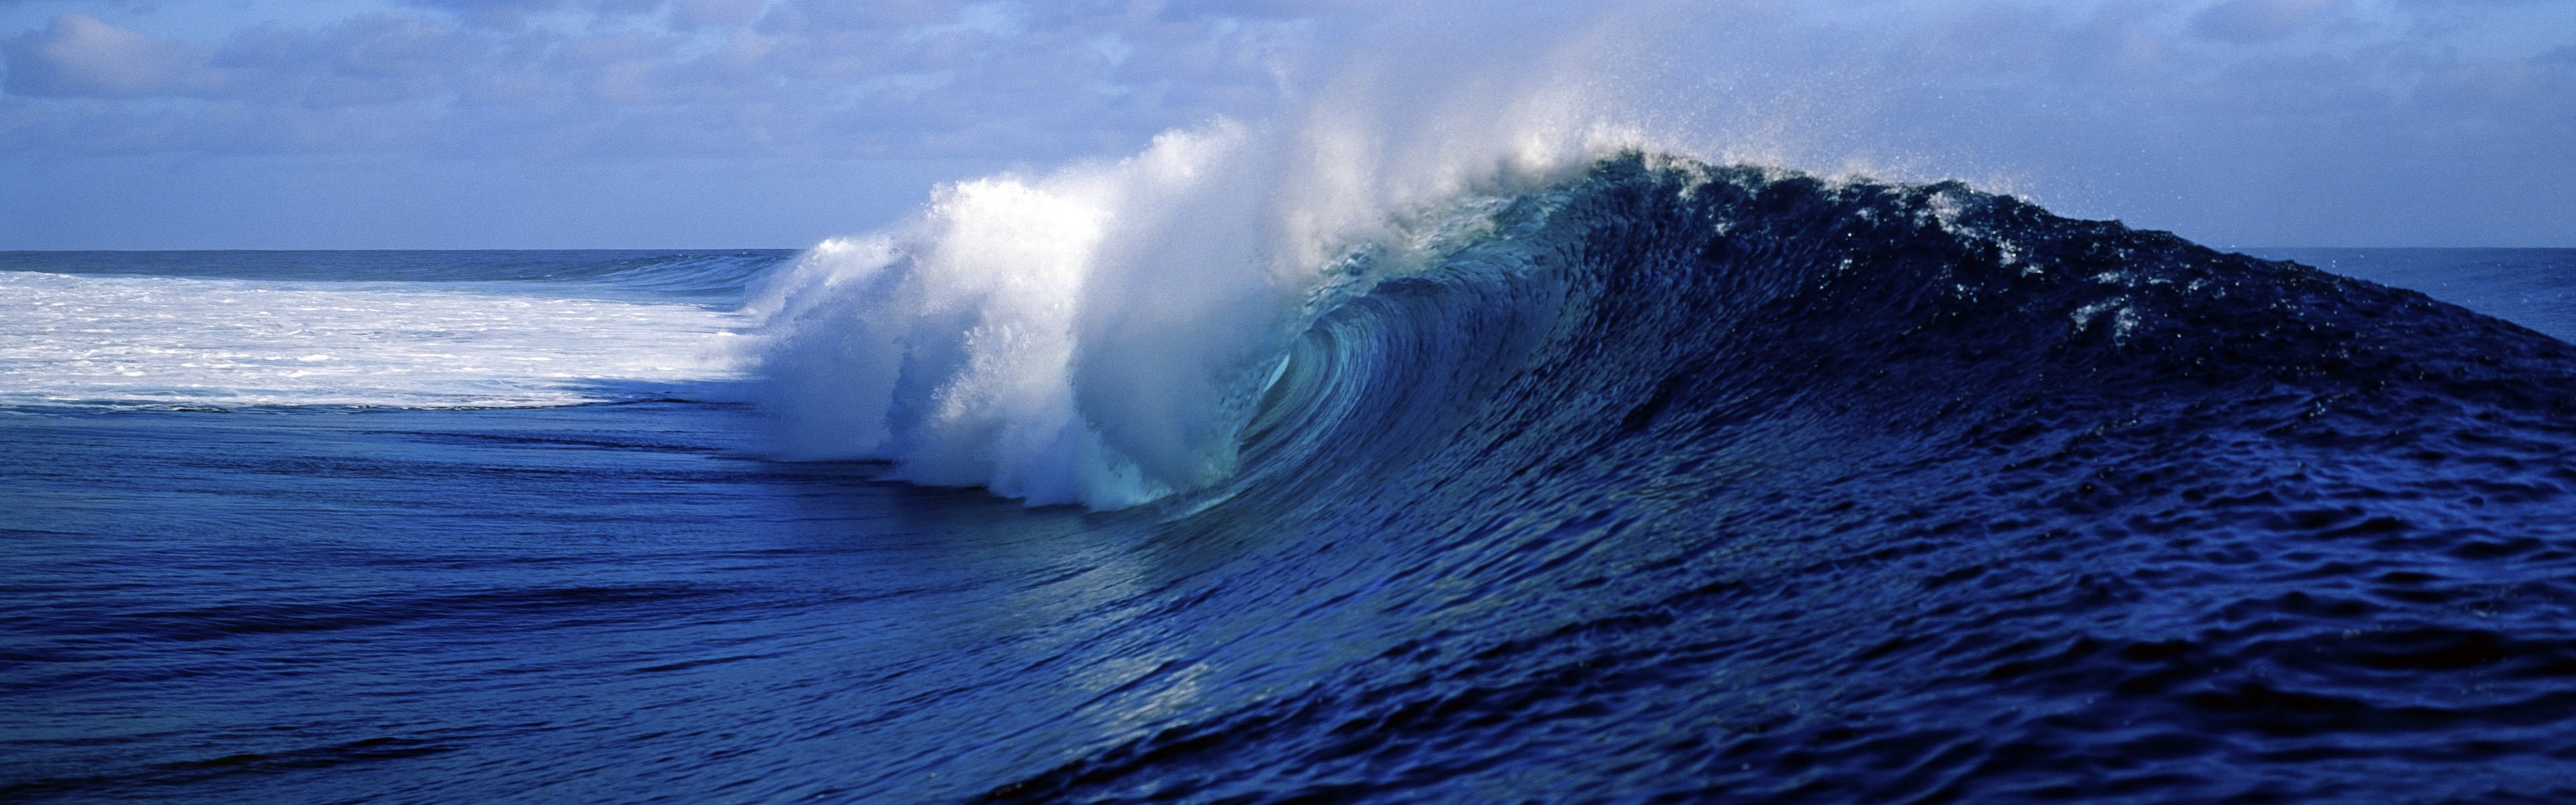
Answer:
[
  {"left": 2, "top": 12, "right": 229, "bottom": 97},
  {"left": 0, "top": 0, "right": 2569, "bottom": 244},
  {"left": 2190, "top": 0, "right": 2345, "bottom": 42},
  {"left": 669, "top": 0, "right": 762, "bottom": 30},
  {"left": 0, "top": 1, "right": 1330, "bottom": 158}
]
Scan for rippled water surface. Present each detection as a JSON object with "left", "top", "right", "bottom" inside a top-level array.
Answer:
[
  {"left": 3, "top": 403, "right": 1170, "bottom": 802},
  {"left": 8, "top": 170, "right": 2576, "bottom": 803}
]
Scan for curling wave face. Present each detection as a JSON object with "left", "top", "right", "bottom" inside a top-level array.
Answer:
[
  {"left": 757, "top": 155, "right": 2576, "bottom": 800},
  {"left": 743, "top": 118, "right": 1633, "bottom": 508}
]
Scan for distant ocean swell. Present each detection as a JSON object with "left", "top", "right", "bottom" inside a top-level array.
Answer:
[{"left": 751, "top": 154, "right": 2576, "bottom": 800}]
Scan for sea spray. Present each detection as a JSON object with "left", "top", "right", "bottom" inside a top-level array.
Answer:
[
  {"left": 743, "top": 125, "right": 1263, "bottom": 506},
  {"left": 742, "top": 4, "right": 1668, "bottom": 507}
]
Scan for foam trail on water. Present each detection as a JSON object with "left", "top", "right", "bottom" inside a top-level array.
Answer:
[{"left": 0, "top": 270, "right": 748, "bottom": 410}]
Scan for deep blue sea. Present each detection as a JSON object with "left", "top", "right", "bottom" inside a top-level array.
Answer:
[{"left": 8, "top": 162, "right": 2576, "bottom": 803}]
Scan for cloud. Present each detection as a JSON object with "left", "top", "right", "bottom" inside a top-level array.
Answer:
[
  {"left": 0, "top": 1, "right": 1328, "bottom": 158},
  {"left": 0, "top": 0, "right": 2571, "bottom": 246},
  {"left": 2, "top": 13, "right": 229, "bottom": 97},
  {"left": 669, "top": 0, "right": 763, "bottom": 30},
  {"left": 0, "top": 1, "right": 2568, "bottom": 202},
  {"left": 395, "top": 0, "right": 574, "bottom": 30},
  {"left": 2189, "top": 0, "right": 2343, "bottom": 42}
]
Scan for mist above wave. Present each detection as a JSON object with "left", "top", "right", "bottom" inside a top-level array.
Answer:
[{"left": 737, "top": 2, "right": 1691, "bottom": 508}]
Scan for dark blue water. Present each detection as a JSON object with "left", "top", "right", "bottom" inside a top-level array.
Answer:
[
  {"left": 8, "top": 160, "right": 2576, "bottom": 803},
  {"left": 1, "top": 403, "right": 1165, "bottom": 802},
  {"left": 2244, "top": 249, "right": 2576, "bottom": 343}
]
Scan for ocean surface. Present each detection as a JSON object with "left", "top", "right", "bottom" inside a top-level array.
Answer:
[{"left": 7, "top": 160, "right": 2576, "bottom": 803}]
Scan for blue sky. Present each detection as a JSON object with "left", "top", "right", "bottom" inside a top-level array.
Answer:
[{"left": 0, "top": 0, "right": 2570, "bottom": 248}]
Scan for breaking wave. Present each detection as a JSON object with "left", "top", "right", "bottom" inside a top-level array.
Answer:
[{"left": 746, "top": 148, "right": 2576, "bottom": 800}]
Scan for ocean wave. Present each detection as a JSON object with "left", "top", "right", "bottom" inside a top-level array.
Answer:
[
  {"left": 747, "top": 148, "right": 2576, "bottom": 511},
  {"left": 747, "top": 154, "right": 2576, "bottom": 800}
]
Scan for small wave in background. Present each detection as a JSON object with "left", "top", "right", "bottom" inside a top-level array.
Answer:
[{"left": 2246, "top": 248, "right": 2576, "bottom": 343}]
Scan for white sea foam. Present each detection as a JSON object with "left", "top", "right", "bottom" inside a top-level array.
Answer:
[
  {"left": 744, "top": 6, "right": 1675, "bottom": 508},
  {"left": 747, "top": 0, "right": 2150, "bottom": 508},
  {"left": 0, "top": 270, "right": 748, "bottom": 410}
]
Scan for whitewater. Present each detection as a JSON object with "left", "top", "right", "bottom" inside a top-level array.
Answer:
[{"left": 0, "top": 251, "right": 771, "bottom": 409}]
